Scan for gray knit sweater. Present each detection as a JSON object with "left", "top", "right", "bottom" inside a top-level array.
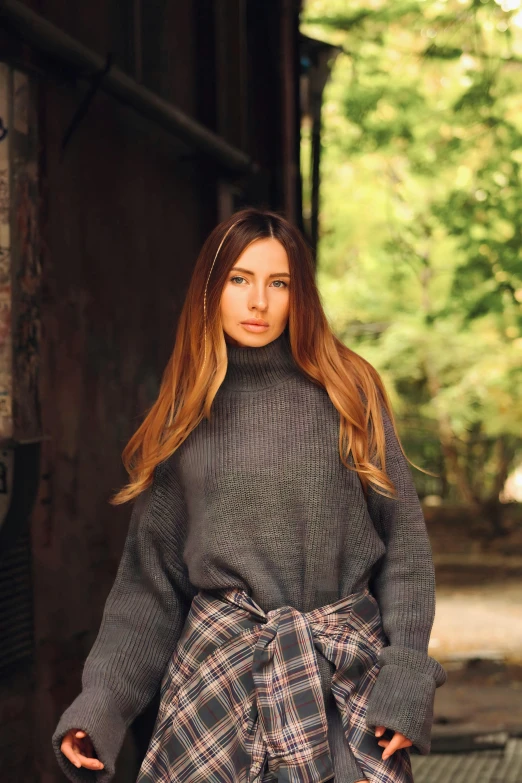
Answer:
[{"left": 52, "top": 329, "right": 446, "bottom": 783}]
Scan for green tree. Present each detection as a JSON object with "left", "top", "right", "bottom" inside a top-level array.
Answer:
[{"left": 302, "top": 0, "right": 522, "bottom": 529}]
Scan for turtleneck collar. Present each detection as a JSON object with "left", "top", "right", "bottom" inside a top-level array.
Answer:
[{"left": 221, "top": 330, "right": 299, "bottom": 392}]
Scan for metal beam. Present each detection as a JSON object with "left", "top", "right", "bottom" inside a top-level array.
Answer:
[{"left": 0, "top": 0, "right": 258, "bottom": 175}]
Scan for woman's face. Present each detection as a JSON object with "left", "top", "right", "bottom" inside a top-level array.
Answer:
[{"left": 220, "top": 237, "right": 290, "bottom": 348}]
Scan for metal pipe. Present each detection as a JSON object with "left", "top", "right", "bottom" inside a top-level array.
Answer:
[{"left": 0, "top": 0, "right": 258, "bottom": 175}]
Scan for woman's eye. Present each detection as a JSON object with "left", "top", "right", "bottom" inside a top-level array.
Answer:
[{"left": 229, "top": 276, "right": 288, "bottom": 288}]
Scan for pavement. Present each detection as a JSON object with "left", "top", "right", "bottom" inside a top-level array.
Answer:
[
  {"left": 408, "top": 567, "right": 522, "bottom": 782},
  {"left": 411, "top": 736, "right": 522, "bottom": 783}
]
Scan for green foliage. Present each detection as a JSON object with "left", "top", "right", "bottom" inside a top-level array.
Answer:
[{"left": 301, "top": 0, "right": 522, "bottom": 506}]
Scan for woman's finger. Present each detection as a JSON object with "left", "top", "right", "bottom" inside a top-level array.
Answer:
[
  {"left": 72, "top": 738, "right": 100, "bottom": 766},
  {"left": 61, "top": 744, "right": 87, "bottom": 769},
  {"left": 378, "top": 737, "right": 411, "bottom": 750},
  {"left": 73, "top": 736, "right": 94, "bottom": 755},
  {"left": 74, "top": 753, "right": 104, "bottom": 770},
  {"left": 381, "top": 731, "right": 410, "bottom": 759},
  {"left": 378, "top": 738, "right": 405, "bottom": 748},
  {"left": 61, "top": 731, "right": 103, "bottom": 769},
  {"left": 60, "top": 734, "right": 78, "bottom": 766},
  {"left": 61, "top": 745, "right": 80, "bottom": 767}
]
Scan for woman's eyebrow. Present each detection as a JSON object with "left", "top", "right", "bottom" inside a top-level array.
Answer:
[{"left": 230, "top": 267, "right": 291, "bottom": 278}]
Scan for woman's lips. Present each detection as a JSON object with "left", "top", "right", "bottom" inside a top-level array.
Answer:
[{"left": 241, "top": 322, "right": 269, "bottom": 331}]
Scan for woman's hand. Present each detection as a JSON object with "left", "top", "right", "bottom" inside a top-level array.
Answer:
[
  {"left": 374, "top": 726, "right": 413, "bottom": 759},
  {"left": 60, "top": 729, "right": 105, "bottom": 771}
]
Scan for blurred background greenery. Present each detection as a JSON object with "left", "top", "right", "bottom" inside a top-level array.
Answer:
[{"left": 301, "top": 0, "right": 522, "bottom": 528}]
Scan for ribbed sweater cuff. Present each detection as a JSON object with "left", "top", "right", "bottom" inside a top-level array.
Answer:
[
  {"left": 51, "top": 688, "right": 127, "bottom": 783},
  {"left": 365, "top": 646, "right": 447, "bottom": 756}
]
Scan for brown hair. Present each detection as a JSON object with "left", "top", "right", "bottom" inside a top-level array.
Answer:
[{"left": 111, "top": 207, "right": 427, "bottom": 505}]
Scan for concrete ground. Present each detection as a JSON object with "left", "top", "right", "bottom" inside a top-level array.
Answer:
[
  {"left": 411, "top": 737, "right": 522, "bottom": 783},
  {"left": 430, "top": 566, "right": 522, "bottom": 735},
  {"left": 430, "top": 575, "right": 522, "bottom": 661},
  {"left": 410, "top": 561, "right": 522, "bottom": 782}
]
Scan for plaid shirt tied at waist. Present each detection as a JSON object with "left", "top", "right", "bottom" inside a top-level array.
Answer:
[{"left": 137, "top": 586, "right": 414, "bottom": 783}]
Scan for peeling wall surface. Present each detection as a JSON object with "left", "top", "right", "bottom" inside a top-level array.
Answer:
[{"left": 0, "top": 1, "right": 302, "bottom": 781}]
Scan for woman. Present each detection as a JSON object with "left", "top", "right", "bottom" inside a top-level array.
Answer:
[{"left": 53, "top": 208, "right": 446, "bottom": 783}]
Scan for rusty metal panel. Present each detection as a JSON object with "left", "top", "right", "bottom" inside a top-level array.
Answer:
[
  {"left": 0, "top": 526, "right": 33, "bottom": 670},
  {"left": 0, "top": 63, "right": 12, "bottom": 440},
  {"left": 0, "top": 65, "right": 38, "bottom": 676},
  {"left": 0, "top": 64, "right": 41, "bottom": 444},
  {"left": 10, "top": 68, "right": 41, "bottom": 443}
]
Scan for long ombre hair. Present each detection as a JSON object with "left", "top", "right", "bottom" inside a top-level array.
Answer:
[{"left": 111, "top": 207, "right": 428, "bottom": 505}]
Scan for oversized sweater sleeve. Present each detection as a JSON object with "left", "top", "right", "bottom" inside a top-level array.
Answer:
[
  {"left": 51, "top": 456, "right": 197, "bottom": 783},
  {"left": 364, "top": 401, "right": 447, "bottom": 755}
]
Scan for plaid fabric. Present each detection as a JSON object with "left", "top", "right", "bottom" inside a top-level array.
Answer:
[{"left": 137, "top": 587, "right": 413, "bottom": 783}]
